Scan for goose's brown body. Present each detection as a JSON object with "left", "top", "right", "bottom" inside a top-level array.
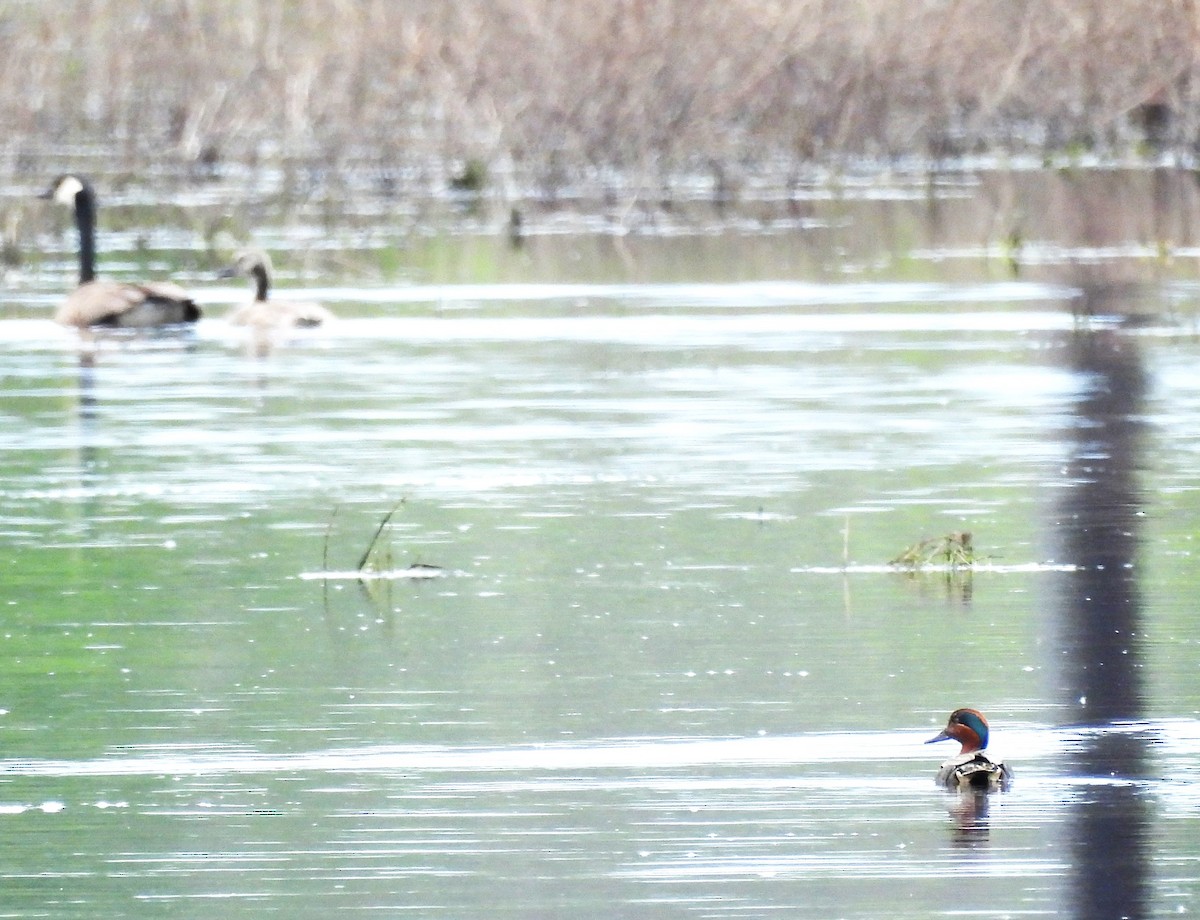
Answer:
[
  {"left": 41, "top": 175, "right": 199, "bottom": 329},
  {"left": 56, "top": 279, "right": 199, "bottom": 328},
  {"left": 222, "top": 248, "right": 334, "bottom": 329}
]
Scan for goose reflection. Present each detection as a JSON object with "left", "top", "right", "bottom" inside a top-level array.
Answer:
[{"left": 73, "top": 349, "right": 99, "bottom": 465}]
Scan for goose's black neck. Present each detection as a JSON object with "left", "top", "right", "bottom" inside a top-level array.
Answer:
[
  {"left": 73, "top": 184, "right": 97, "bottom": 284},
  {"left": 251, "top": 263, "right": 270, "bottom": 302}
]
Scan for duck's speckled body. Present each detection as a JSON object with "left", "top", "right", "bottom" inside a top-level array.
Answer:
[{"left": 926, "top": 708, "right": 1013, "bottom": 791}]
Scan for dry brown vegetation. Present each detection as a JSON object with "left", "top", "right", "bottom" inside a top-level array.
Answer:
[{"left": 1, "top": 0, "right": 1198, "bottom": 201}]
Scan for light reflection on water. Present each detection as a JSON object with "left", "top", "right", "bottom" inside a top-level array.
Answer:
[
  {"left": 0, "top": 726, "right": 1058, "bottom": 776},
  {"left": 0, "top": 728, "right": 1146, "bottom": 909},
  {"left": 2, "top": 271, "right": 1200, "bottom": 916},
  {"left": 0, "top": 725, "right": 1187, "bottom": 917}
]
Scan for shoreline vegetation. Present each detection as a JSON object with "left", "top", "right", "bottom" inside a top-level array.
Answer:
[
  {"left": 1, "top": 1, "right": 1196, "bottom": 203},
  {"left": 5, "top": 0, "right": 1200, "bottom": 293}
]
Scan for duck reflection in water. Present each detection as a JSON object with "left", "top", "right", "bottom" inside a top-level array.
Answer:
[
  {"left": 927, "top": 709, "right": 1011, "bottom": 849},
  {"left": 945, "top": 790, "right": 993, "bottom": 849}
]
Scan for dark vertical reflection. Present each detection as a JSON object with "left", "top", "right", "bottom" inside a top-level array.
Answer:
[
  {"left": 73, "top": 349, "right": 100, "bottom": 477},
  {"left": 62, "top": 349, "right": 103, "bottom": 546},
  {"left": 1050, "top": 317, "right": 1152, "bottom": 920},
  {"left": 1055, "top": 323, "right": 1146, "bottom": 724}
]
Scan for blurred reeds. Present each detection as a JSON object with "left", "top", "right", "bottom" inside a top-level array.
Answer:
[{"left": 1, "top": 0, "right": 1195, "bottom": 204}]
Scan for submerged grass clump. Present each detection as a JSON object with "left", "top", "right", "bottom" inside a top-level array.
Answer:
[
  {"left": 890, "top": 532, "right": 977, "bottom": 570},
  {"left": 357, "top": 500, "right": 406, "bottom": 574},
  {"left": 319, "top": 500, "right": 445, "bottom": 581}
]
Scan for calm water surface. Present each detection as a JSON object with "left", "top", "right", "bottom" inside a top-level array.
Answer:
[{"left": 2, "top": 188, "right": 1200, "bottom": 917}]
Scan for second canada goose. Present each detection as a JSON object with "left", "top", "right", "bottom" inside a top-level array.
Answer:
[
  {"left": 39, "top": 174, "right": 200, "bottom": 329},
  {"left": 220, "top": 248, "right": 334, "bottom": 328}
]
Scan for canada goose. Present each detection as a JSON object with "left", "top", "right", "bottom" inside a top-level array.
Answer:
[
  {"left": 39, "top": 174, "right": 200, "bottom": 328},
  {"left": 220, "top": 248, "right": 334, "bottom": 329}
]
